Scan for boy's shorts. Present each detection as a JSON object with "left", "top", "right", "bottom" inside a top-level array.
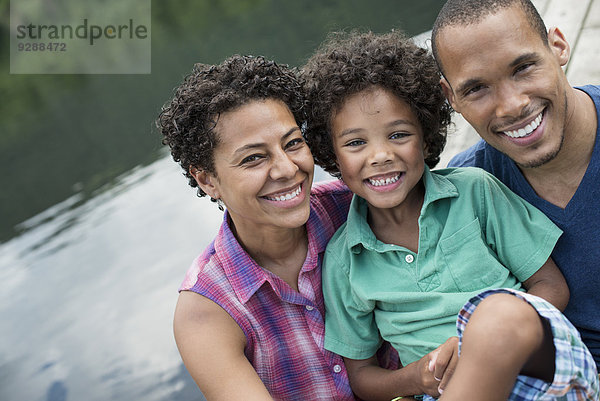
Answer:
[{"left": 454, "top": 288, "right": 599, "bottom": 401}]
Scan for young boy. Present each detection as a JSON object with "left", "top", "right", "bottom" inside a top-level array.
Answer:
[{"left": 302, "top": 31, "right": 599, "bottom": 401}]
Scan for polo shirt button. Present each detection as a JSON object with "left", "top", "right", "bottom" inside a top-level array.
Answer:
[
  {"left": 333, "top": 364, "right": 342, "bottom": 373},
  {"left": 305, "top": 305, "right": 314, "bottom": 311},
  {"left": 405, "top": 254, "right": 414, "bottom": 263}
]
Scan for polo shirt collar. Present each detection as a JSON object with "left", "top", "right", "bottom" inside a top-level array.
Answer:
[
  {"left": 422, "top": 165, "right": 459, "bottom": 204},
  {"left": 346, "top": 165, "right": 459, "bottom": 253}
]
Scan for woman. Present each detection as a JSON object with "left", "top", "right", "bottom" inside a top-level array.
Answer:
[{"left": 157, "top": 55, "right": 396, "bottom": 400}]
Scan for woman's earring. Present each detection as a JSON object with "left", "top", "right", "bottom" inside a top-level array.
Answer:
[{"left": 216, "top": 199, "right": 224, "bottom": 212}]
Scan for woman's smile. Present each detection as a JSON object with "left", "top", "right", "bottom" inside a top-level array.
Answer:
[{"left": 261, "top": 180, "right": 308, "bottom": 208}]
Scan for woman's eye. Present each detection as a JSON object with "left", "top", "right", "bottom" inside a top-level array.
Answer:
[
  {"left": 285, "top": 137, "right": 305, "bottom": 149},
  {"left": 240, "top": 154, "right": 264, "bottom": 165}
]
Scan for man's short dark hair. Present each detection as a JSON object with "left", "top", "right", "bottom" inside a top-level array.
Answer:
[{"left": 431, "top": 0, "right": 548, "bottom": 74}]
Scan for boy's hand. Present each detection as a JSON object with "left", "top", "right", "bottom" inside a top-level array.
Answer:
[
  {"left": 414, "top": 337, "right": 459, "bottom": 396},
  {"left": 429, "top": 337, "right": 459, "bottom": 394}
]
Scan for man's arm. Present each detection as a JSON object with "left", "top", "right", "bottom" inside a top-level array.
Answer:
[
  {"left": 343, "top": 337, "right": 459, "bottom": 400},
  {"left": 522, "top": 257, "right": 570, "bottom": 311},
  {"left": 173, "top": 291, "right": 273, "bottom": 401}
]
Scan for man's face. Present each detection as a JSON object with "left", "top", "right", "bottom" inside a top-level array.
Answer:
[{"left": 437, "top": 5, "right": 571, "bottom": 169}]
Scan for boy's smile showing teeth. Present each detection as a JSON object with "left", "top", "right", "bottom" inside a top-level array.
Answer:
[
  {"left": 502, "top": 111, "right": 544, "bottom": 139},
  {"left": 366, "top": 172, "right": 402, "bottom": 188}
]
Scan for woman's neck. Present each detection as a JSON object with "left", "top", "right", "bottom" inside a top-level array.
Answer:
[{"left": 230, "top": 216, "right": 309, "bottom": 291}]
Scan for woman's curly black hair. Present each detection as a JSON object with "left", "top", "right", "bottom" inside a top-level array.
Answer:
[
  {"left": 156, "top": 55, "right": 305, "bottom": 199},
  {"left": 302, "top": 31, "right": 452, "bottom": 178}
]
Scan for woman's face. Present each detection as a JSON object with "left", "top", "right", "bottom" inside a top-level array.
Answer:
[{"left": 195, "top": 99, "right": 314, "bottom": 233}]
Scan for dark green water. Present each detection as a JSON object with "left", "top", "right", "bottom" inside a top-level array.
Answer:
[{"left": 1, "top": 0, "right": 444, "bottom": 242}]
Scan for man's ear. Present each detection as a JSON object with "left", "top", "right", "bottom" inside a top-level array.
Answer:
[
  {"left": 547, "top": 27, "right": 570, "bottom": 67},
  {"left": 190, "top": 166, "right": 219, "bottom": 199},
  {"left": 440, "top": 77, "right": 459, "bottom": 113}
]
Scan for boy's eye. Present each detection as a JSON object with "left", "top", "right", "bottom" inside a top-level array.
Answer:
[
  {"left": 345, "top": 139, "right": 366, "bottom": 147},
  {"left": 390, "top": 132, "right": 410, "bottom": 140}
]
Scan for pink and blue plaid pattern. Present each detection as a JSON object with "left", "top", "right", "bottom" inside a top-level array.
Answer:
[{"left": 180, "top": 180, "right": 359, "bottom": 400}]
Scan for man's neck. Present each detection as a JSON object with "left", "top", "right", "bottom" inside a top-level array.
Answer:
[{"left": 521, "top": 88, "right": 597, "bottom": 208}]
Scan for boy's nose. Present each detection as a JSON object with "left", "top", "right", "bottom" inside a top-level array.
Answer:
[{"left": 369, "top": 144, "right": 394, "bottom": 166}]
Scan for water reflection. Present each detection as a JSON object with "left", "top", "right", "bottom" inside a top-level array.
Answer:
[
  {"left": 0, "top": 155, "right": 223, "bottom": 401},
  {"left": 0, "top": 150, "right": 337, "bottom": 400},
  {"left": 1, "top": 20, "right": 438, "bottom": 399}
]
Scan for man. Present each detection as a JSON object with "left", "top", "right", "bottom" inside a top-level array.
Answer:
[{"left": 432, "top": 0, "right": 600, "bottom": 370}]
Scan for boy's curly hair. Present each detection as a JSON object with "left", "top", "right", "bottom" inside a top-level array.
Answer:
[
  {"left": 302, "top": 31, "right": 451, "bottom": 178},
  {"left": 156, "top": 55, "right": 305, "bottom": 198}
]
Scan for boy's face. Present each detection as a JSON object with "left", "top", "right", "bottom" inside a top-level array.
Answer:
[
  {"left": 437, "top": 5, "right": 571, "bottom": 169},
  {"left": 330, "top": 87, "right": 426, "bottom": 210}
]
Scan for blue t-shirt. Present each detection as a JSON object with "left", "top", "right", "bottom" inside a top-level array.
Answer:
[{"left": 449, "top": 85, "right": 600, "bottom": 369}]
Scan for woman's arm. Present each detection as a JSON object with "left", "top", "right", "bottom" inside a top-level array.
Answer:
[
  {"left": 173, "top": 291, "right": 273, "bottom": 401},
  {"left": 522, "top": 257, "right": 570, "bottom": 311}
]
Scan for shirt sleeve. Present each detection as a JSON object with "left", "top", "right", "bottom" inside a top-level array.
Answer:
[
  {"left": 322, "top": 242, "right": 383, "bottom": 360},
  {"left": 477, "top": 170, "right": 563, "bottom": 282}
]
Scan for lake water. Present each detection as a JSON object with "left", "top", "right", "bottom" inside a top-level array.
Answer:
[
  {"left": 0, "top": 154, "right": 335, "bottom": 401},
  {"left": 0, "top": 156, "right": 216, "bottom": 400},
  {"left": 0, "top": 1, "right": 443, "bottom": 399}
]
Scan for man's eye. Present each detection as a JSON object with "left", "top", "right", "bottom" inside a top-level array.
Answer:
[
  {"left": 465, "top": 85, "right": 484, "bottom": 97},
  {"left": 515, "top": 63, "right": 534, "bottom": 74}
]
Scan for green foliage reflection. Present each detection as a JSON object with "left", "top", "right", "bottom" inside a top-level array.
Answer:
[{"left": 0, "top": 0, "right": 444, "bottom": 241}]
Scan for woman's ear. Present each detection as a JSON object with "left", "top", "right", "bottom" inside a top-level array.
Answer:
[{"left": 190, "top": 166, "right": 220, "bottom": 199}]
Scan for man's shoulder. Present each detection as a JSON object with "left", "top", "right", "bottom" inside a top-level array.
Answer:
[
  {"left": 448, "top": 139, "right": 491, "bottom": 168},
  {"left": 577, "top": 84, "right": 600, "bottom": 100}
]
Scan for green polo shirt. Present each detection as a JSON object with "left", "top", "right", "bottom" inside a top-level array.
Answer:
[{"left": 322, "top": 166, "right": 562, "bottom": 366}]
